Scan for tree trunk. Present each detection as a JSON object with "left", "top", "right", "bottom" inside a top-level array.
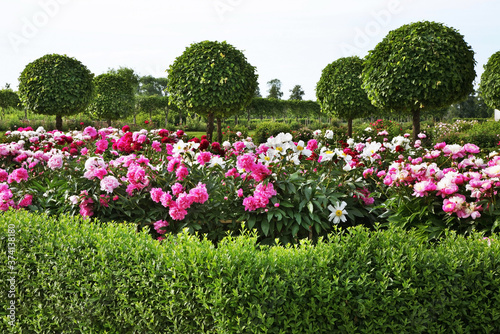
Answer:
[
  {"left": 149, "top": 111, "right": 152, "bottom": 123},
  {"left": 24, "top": 108, "right": 28, "bottom": 121},
  {"left": 348, "top": 118, "right": 353, "bottom": 138},
  {"left": 217, "top": 117, "right": 223, "bottom": 143},
  {"left": 247, "top": 109, "right": 250, "bottom": 123},
  {"left": 206, "top": 113, "right": 215, "bottom": 142},
  {"left": 107, "top": 119, "right": 111, "bottom": 127},
  {"left": 164, "top": 107, "right": 169, "bottom": 128},
  {"left": 412, "top": 109, "right": 421, "bottom": 143},
  {"left": 55, "top": 115, "right": 63, "bottom": 131},
  {"left": 133, "top": 112, "right": 137, "bottom": 125},
  {"left": 234, "top": 114, "right": 238, "bottom": 125}
]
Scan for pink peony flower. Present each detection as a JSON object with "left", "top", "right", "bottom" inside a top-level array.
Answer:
[
  {"left": 0, "top": 169, "right": 9, "bottom": 182},
  {"left": 171, "top": 183, "right": 184, "bottom": 196},
  {"left": 151, "top": 141, "right": 161, "bottom": 152},
  {"left": 237, "top": 153, "right": 256, "bottom": 171},
  {"left": 169, "top": 202, "right": 188, "bottom": 220},
  {"left": 150, "top": 188, "right": 164, "bottom": 203},
  {"left": 196, "top": 151, "right": 212, "bottom": 166},
  {"left": 188, "top": 183, "right": 209, "bottom": 204},
  {"left": 176, "top": 192, "right": 194, "bottom": 210},
  {"left": 18, "top": 194, "right": 33, "bottom": 207},
  {"left": 176, "top": 165, "right": 189, "bottom": 180},
  {"left": 306, "top": 139, "right": 318, "bottom": 151},
  {"left": 154, "top": 220, "right": 169, "bottom": 234},
  {"left": 160, "top": 192, "right": 172, "bottom": 207},
  {"left": 100, "top": 176, "right": 120, "bottom": 194},
  {"left": 7, "top": 168, "right": 29, "bottom": 184}
]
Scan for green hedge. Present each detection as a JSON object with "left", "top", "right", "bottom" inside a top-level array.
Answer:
[{"left": 1, "top": 210, "right": 500, "bottom": 333}]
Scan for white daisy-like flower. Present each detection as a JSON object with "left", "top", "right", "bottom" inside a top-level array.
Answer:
[
  {"left": 328, "top": 201, "right": 348, "bottom": 224},
  {"left": 324, "top": 130, "right": 334, "bottom": 139}
]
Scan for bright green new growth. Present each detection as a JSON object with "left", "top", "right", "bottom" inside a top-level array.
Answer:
[
  {"left": 167, "top": 40, "right": 258, "bottom": 142},
  {"left": 480, "top": 51, "right": 500, "bottom": 110},
  {"left": 88, "top": 73, "right": 135, "bottom": 126},
  {"left": 18, "top": 54, "right": 94, "bottom": 130},
  {"left": 316, "top": 56, "right": 377, "bottom": 137},
  {"left": 362, "top": 21, "right": 476, "bottom": 141}
]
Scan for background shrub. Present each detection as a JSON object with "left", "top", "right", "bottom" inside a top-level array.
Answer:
[{"left": 254, "top": 121, "right": 292, "bottom": 144}]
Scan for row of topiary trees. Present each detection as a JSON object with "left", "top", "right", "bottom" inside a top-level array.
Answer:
[
  {"left": 316, "top": 20, "right": 499, "bottom": 142},
  {"left": 13, "top": 20, "right": 500, "bottom": 142}
]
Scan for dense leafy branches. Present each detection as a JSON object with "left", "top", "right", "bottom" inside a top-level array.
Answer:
[
  {"left": 167, "top": 40, "right": 258, "bottom": 142},
  {"left": 316, "top": 56, "right": 377, "bottom": 137},
  {"left": 88, "top": 73, "right": 135, "bottom": 126},
  {"left": 480, "top": 51, "right": 500, "bottom": 110},
  {"left": 18, "top": 54, "right": 94, "bottom": 130},
  {"left": 362, "top": 21, "right": 476, "bottom": 141}
]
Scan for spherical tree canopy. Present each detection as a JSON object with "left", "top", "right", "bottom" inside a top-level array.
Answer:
[
  {"left": 18, "top": 54, "right": 94, "bottom": 116},
  {"left": 362, "top": 21, "right": 476, "bottom": 113},
  {"left": 316, "top": 56, "right": 377, "bottom": 120},
  {"left": 88, "top": 73, "right": 135, "bottom": 121},
  {"left": 480, "top": 51, "right": 500, "bottom": 110},
  {"left": 167, "top": 40, "right": 258, "bottom": 118}
]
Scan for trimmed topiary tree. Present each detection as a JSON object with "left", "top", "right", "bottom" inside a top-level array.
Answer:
[
  {"left": 18, "top": 54, "right": 94, "bottom": 130},
  {"left": 167, "top": 40, "right": 258, "bottom": 142},
  {"left": 88, "top": 73, "right": 135, "bottom": 126},
  {"left": 316, "top": 56, "right": 378, "bottom": 137},
  {"left": 362, "top": 21, "right": 476, "bottom": 141},
  {"left": 480, "top": 51, "right": 500, "bottom": 110}
]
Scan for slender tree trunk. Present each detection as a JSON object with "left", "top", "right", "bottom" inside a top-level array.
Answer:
[
  {"left": 164, "top": 107, "right": 169, "bottom": 128},
  {"left": 234, "top": 114, "right": 238, "bottom": 125},
  {"left": 55, "top": 115, "right": 63, "bottom": 131},
  {"left": 133, "top": 112, "right": 137, "bottom": 125},
  {"left": 107, "top": 119, "right": 111, "bottom": 127},
  {"left": 149, "top": 111, "right": 152, "bottom": 123},
  {"left": 24, "top": 108, "right": 28, "bottom": 121},
  {"left": 217, "top": 117, "right": 223, "bottom": 143},
  {"left": 206, "top": 113, "right": 215, "bottom": 142},
  {"left": 348, "top": 118, "right": 353, "bottom": 138},
  {"left": 412, "top": 109, "right": 421, "bottom": 143},
  {"left": 247, "top": 109, "right": 250, "bottom": 123}
]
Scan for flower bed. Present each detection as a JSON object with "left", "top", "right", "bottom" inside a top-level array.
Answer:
[{"left": 1, "top": 125, "right": 500, "bottom": 242}]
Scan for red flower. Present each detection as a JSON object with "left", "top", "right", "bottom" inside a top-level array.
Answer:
[
  {"left": 122, "top": 125, "right": 130, "bottom": 133},
  {"left": 144, "top": 120, "right": 149, "bottom": 124}
]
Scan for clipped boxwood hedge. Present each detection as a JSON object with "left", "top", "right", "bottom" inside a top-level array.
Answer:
[{"left": 1, "top": 210, "right": 500, "bottom": 333}]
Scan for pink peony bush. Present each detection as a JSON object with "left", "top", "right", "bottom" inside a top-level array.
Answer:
[{"left": 2, "top": 124, "right": 500, "bottom": 243}]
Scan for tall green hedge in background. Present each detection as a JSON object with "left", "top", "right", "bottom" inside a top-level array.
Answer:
[{"left": 18, "top": 54, "right": 94, "bottom": 130}]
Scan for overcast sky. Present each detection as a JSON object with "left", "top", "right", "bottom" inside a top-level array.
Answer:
[{"left": 1, "top": 0, "right": 499, "bottom": 100}]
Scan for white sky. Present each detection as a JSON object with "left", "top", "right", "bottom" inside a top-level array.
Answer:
[{"left": 1, "top": 0, "right": 499, "bottom": 101}]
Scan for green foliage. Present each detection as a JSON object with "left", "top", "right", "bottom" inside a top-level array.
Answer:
[
  {"left": 138, "top": 75, "right": 168, "bottom": 96},
  {"left": 0, "top": 90, "right": 21, "bottom": 111},
  {"left": 480, "top": 51, "right": 500, "bottom": 110},
  {"left": 267, "top": 78, "right": 283, "bottom": 99},
  {"left": 18, "top": 54, "right": 94, "bottom": 127},
  {"left": 288, "top": 84, "right": 305, "bottom": 100},
  {"left": 362, "top": 21, "right": 476, "bottom": 140},
  {"left": 446, "top": 92, "right": 494, "bottom": 119},
  {"left": 88, "top": 73, "right": 135, "bottom": 122},
  {"left": 2, "top": 209, "right": 500, "bottom": 333},
  {"left": 167, "top": 40, "right": 258, "bottom": 120},
  {"left": 362, "top": 21, "right": 476, "bottom": 113},
  {"left": 254, "top": 121, "right": 292, "bottom": 144},
  {"left": 316, "top": 56, "right": 377, "bottom": 122}
]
